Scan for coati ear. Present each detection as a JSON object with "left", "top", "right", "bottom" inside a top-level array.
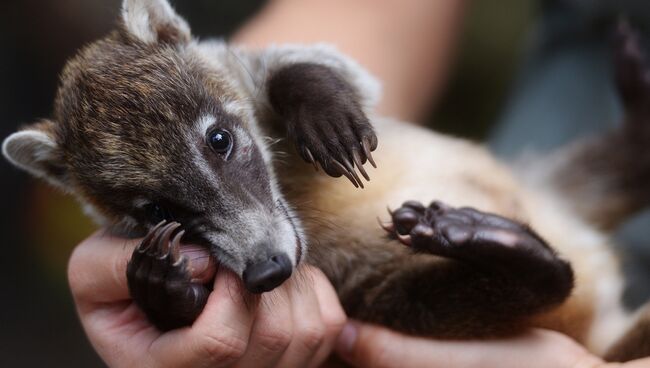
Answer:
[
  {"left": 2, "top": 120, "right": 70, "bottom": 190},
  {"left": 121, "top": 0, "right": 191, "bottom": 45}
]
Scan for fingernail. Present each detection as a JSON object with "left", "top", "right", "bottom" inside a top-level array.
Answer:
[
  {"left": 336, "top": 320, "right": 360, "bottom": 356},
  {"left": 179, "top": 244, "right": 216, "bottom": 283}
]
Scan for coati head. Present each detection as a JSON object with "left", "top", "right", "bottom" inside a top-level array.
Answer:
[{"left": 2, "top": 0, "right": 305, "bottom": 293}]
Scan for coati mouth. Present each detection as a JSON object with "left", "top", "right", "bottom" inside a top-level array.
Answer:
[{"left": 172, "top": 200, "right": 303, "bottom": 294}]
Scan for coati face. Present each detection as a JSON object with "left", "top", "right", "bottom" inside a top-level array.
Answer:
[{"left": 2, "top": 0, "right": 304, "bottom": 293}]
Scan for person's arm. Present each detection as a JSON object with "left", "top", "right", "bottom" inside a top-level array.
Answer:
[
  {"left": 232, "top": 0, "right": 465, "bottom": 122},
  {"left": 67, "top": 231, "right": 346, "bottom": 368},
  {"left": 335, "top": 321, "right": 650, "bottom": 368}
]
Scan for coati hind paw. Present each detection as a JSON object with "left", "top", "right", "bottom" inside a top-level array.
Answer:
[
  {"left": 268, "top": 63, "right": 378, "bottom": 188},
  {"left": 381, "top": 200, "right": 574, "bottom": 301},
  {"left": 127, "top": 221, "right": 209, "bottom": 331}
]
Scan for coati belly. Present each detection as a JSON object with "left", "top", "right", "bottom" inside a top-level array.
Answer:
[{"left": 279, "top": 116, "right": 628, "bottom": 354}]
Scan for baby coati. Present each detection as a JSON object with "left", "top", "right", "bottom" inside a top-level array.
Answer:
[{"left": 4, "top": 0, "right": 650, "bottom": 361}]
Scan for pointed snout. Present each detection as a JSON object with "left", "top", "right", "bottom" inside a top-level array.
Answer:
[{"left": 243, "top": 253, "right": 292, "bottom": 293}]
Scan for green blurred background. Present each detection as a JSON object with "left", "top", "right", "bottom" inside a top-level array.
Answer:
[{"left": 0, "top": 0, "right": 551, "bottom": 366}]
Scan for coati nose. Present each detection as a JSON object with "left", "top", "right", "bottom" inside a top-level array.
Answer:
[{"left": 243, "top": 254, "right": 292, "bottom": 293}]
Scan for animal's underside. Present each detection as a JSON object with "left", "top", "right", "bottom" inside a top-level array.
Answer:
[
  {"left": 125, "top": 22, "right": 650, "bottom": 361},
  {"left": 3, "top": 0, "right": 650, "bottom": 362}
]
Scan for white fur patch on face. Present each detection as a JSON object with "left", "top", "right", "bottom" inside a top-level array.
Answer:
[
  {"left": 121, "top": 0, "right": 190, "bottom": 44},
  {"left": 196, "top": 114, "right": 216, "bottom": 137},
  {"left": 189, "top": 114, "right": 218, "bottom": 183}
]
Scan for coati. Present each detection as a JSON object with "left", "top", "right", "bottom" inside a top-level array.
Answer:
[{"left": 3, "top": 0, "right": 650, "bottom": 361}]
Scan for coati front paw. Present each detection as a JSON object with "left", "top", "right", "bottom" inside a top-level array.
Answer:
[
  {"left": 127, "top": 221, "right": 210, "bottom": 331},
  {"left": 381, "top": 200, "right": 574, "bottom": 300},
  {"left": 268, "top": 63, "right": 378, "bottom": 188}
]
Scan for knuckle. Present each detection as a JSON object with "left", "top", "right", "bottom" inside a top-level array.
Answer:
[
  {"left": 295, "top": 323, "right": 326, "bottom": 351},
  {"left": 197, "top": 333, "right": 247, "bottom": 364},
  {"left": 323, "top": 311, "right": 346, "bottom": 337},
  {"left": 256, "top": 324, "right": 293, "bottom": 354},
  {"left": 321, "top": 306, "right": 346, "bottom": 336}
]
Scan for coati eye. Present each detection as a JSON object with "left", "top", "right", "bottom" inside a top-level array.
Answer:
[
  {"left": 208, "top": 129, "right": 233, "bottom": 157},
  {"left": 146, "top": 203, "right": 174, "bottom": 223}
]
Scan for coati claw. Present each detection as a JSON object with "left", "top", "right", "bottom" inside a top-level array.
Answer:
[
  {"left": 127, "top": 220, "right": 210, "bottom": 331},
  {"left": 362, "top": 138, "right": 377, "bottom": 168},
  {"left": 352, "top": 149, "right": 371, "bottom": 181},
  {"left": 377, "top": 217, "right": 395, "bottom": 232},
  {"left": 397, "top": 233, "right": 412, "bottom": 246},
  {"left": 341, "top": 157, "right": 364, "bottom": 189},
  {"left": 304, "top": 148, "right": 319, "bottom": 171},
  {"left": 268, "top": 63, "right": 377, "bottom": 189},
  {"left": 332, "top": 160, "right": 359, "bottom": 188},
  {"left": 136, "top": 220, "right": 167, "bottom": 254}
]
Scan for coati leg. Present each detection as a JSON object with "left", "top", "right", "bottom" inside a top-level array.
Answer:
[
  {"left": 126, "top": 221, "right": 210, "bottom": 331},
  {"left": 537, "top": 20, "right": 650, "bottom": 230},
  {"left": 346, "top": 200, "right": 574, "bottom": 338},
  {"left": 267, "top": 63, "right": 378, "bottom": 187},
  {"left": 604, "top": 304, "right": 650, "bottom": 362}
]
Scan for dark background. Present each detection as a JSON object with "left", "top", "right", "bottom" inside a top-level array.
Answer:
[{"left": 0, "top": 0, "right": 540, "bottom": 366}]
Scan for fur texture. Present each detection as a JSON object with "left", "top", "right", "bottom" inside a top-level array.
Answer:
[{"left": 3, "top": 1, "right": 650, "bottom": 361}]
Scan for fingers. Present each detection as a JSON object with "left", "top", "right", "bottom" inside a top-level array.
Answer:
[
  {"left": 306, "top": 267, "right": 347, "bottom": 368},
  {"left": 68, "top": 230, "right": 138, "bottom": 307},
  {"left": 234, "top": 283, "right": 294, "bottom": 368},
  {"left": 336, "top": 325, "right": 609, "bottom": 368},
  {"left": 271, "top": 266, "right": 346, "bottom": 368},
  {"left": 69, "top": 230, "right": 216, "bottom": 308},
  {"left": 150, "top": 267, "right": 255, "bottom": 368}
]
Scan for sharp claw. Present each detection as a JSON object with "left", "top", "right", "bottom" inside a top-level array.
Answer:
[
  {"left": 332, "top": 160, "right": 359, "bottom": 188},
  {"left": 377, "top": 217, "right": 395, "bottom": 232},
  {"left": 304, "top": 148, "right": 319, "bottom": 171},
  {"left": 169, "top": 230, "right": 185, "bottom": 260},
  {"left": 156, "top": 222, "right": 181, "bottom": 258},
  {"left": 352, "top": 149, "right": 370, "bottom": 181},
  {"left": 387, "top": 206, "right": 394, "bottom": 216},
  {"left": 362, "top": 138, "right": 377, "bottom": 168},
  {"left": 341, "top": 157, "right": 364, "bottom": 189},
  {"left": 139, "top": 220, "right": 167, "bottom": 252},
  {"left": 397, "top": 233, "right": 412, "bottom": 246}
]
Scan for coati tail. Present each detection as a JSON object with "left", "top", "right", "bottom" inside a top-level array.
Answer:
[
  {"left": 127, "top": 221, "right": 211, "bottom": 331},
  {"left": 539, "top": 20, "right": 650, "bottom": 230}
]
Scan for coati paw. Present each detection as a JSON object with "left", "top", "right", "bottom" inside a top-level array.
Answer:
[
  {"left": 381, "top": 200, "right": 559, "bottom": 265},
  {"left": 291, "top": 103, "right": 378, "bottom": 189},
  {"left": 268, "top": 63, "right": 378, "bottom": 188},
  {"left": 127, "top": 221, "right": 210, "bottom": 331}
]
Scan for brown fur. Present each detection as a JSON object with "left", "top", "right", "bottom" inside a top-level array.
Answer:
[{"left": 4, "top": 2, "right": 650, "bottom": 361}]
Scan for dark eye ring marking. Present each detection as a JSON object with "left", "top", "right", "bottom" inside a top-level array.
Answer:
[{"left": 207, "top": 128, "right": 234, "bottom": 159}]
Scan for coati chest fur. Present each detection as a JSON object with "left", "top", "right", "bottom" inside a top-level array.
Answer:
[{"left": 4, "top": 0, "right": 650, "bottom": 362}]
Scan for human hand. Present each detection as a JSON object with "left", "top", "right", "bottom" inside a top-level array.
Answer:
[
  {"left": 336, "top": 321, "right": 650, "bottom": 368},
  {"left": 67, "top": 230, "right": 346, "bottom": 368}
]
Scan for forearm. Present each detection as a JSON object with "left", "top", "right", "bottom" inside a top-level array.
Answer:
[{"left": 232, "top": 0, "right": 465, "bottom": 121}]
